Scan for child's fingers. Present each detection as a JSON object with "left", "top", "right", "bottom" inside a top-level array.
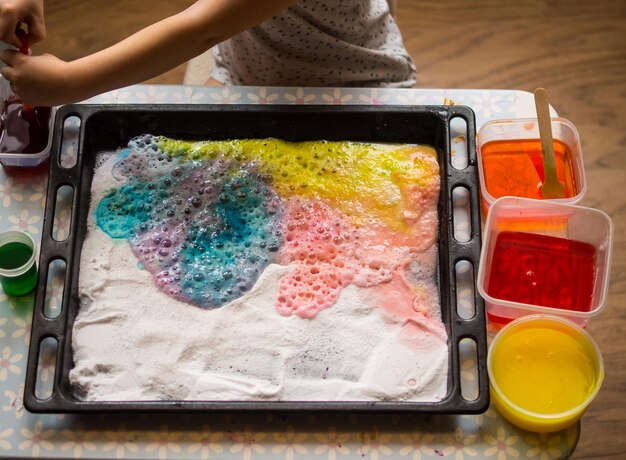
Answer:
[
  {"left": 1, "top": 64, "right": 16, "bottom": 85},
  {"left": 0, "top": 48, "right": 20, "bottom": 66},
  {"left": 27, "top": 17, "right": 46, "bottom": 44},
  {"left": 1, "top": 34, "right": 20, "bottom": 49},
  {"left": 0, "top": 50, "right": 24, "bottom": 91},
  {"left": 0, "top": 17, "right": 21, "bottom": 48}
]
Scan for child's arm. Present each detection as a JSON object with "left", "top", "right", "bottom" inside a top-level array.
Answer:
[{"left": 0, "top": 0, "right": 295, "bottom": 105}]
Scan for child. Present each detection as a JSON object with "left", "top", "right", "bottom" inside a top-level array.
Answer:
[{"left": 0, "top": 0, "right": 416, "bottom": 106}]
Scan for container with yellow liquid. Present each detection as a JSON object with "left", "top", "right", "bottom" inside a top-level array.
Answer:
[{"left": 488, "top": 314, "right": 604, "bottom": 432}]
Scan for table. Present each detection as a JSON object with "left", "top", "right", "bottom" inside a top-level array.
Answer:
[{"left": 0, "top": 86, "right": 578, "bottom": 459}]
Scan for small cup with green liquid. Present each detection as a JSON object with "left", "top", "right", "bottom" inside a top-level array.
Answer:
[{"left": 0, "top": 230, "right": 38, "bottom": 296}]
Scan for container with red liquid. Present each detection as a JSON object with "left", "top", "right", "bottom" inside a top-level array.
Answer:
[
  {"left": 477, "top": 197, "right": 613, "bottom": 327},
  {"left": 476, "top": 118, "right": 586, "bottom": 214},
  {"left": 0, "top": 43, "right": 55, "bottom": 169}
]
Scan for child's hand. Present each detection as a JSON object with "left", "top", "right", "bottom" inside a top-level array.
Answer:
[
  {"left": 0, "top": 0, "right": 46, "bottom": 48},
  {"left": 0, "top": 50, "right": 74, "bottom": 105}
]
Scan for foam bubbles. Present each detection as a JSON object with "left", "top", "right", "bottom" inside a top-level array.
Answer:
[
  {"left": 95, "top": 135, "right": 441, "bottom": 320},
  {"left": 96, "top": 135, "right": 282, "bottom": 308},
  {"left": 275, "top": 199, "right": 416, "bottom": 318}
]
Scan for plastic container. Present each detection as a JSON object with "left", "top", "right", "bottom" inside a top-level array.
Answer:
[
  {"left": 0, "top": 230, "right": 38, "bottom": 296},
  {"left": 476, "top": 117, "right": 586, "bottom": 213},
  {"left": 0, "top": 75, "right": 55, "bottom": 169},
  {"left": 488, "top": 314, "right": 604, "bottom": 432},
  {"left": 477, "top": 197, "right": 613, "bottom": 327}
]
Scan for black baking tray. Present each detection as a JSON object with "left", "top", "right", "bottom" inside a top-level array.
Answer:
[{"left": 24, "top": 104, "right": 487, "bottom": 413}]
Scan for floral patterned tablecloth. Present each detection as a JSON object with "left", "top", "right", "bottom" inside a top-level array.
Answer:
[{"left": 0, "top": 86, "right": 577, "bottom": 459}]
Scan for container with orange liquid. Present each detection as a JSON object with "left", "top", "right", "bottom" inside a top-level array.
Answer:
[{"left": 477, "top": 118, "right": 586, "bottom": 213}]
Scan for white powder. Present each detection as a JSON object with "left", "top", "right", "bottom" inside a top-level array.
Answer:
[{"left": 70, "top": 154, "right": 449, "bottom": 402}]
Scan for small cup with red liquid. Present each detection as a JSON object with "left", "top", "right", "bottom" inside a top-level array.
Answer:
[
  {"left": 477, "top": 197, "right": 613, "bottom": 327},
  {"left": 0, "top": 43, "right": 55, "bottom": 170},
  {"left": 476, "top": 118, "right": 586, "bottom": 214}
]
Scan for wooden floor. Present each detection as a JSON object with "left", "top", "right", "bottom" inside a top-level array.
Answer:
[{"left": 38, "top": 1, "right": 626, "bottom": 458}]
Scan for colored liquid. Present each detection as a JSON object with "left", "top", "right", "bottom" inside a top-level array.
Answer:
[
  {"left": 95, "top": 135, "right": 441, "bottom": 319},
  {"left": 490, "top": 320, "right": 599, "bottom": 415},
  {"left": 488, "top": 231, "right": 596, "bottom": 312},
  {"left": 481, "top": 139, "right": 577, "bottom": 200},
  {"left": 0, "top": 98, "right": 51, "bottom": 154},
  {"left": 0, "top": 241, "right": 37, "bottom": 296}
]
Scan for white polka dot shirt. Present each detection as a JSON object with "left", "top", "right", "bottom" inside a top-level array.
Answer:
[{"left": 211, "top": 0, "right": 417, "bottom": 87}]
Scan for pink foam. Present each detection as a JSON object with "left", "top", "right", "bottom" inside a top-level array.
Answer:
[{"left": 275, "top": 198, "right": 438, "bottom": 321}]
